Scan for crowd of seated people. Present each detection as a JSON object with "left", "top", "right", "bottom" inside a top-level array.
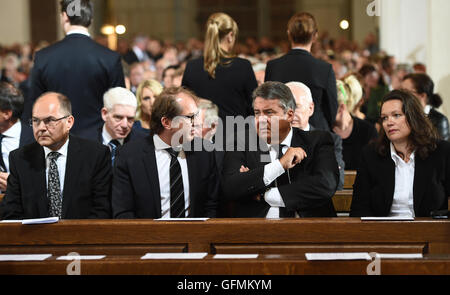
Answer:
[{"left": 0, "top": 0, "right": 448, "bottom": 220}]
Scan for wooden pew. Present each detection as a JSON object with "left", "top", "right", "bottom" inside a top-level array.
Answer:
[
  {"left": 0, "top": 194, "right": 3, "bottom": 203},
  {"left": 344, "top": 170, "right": 357, "bottom": 190},
  {"left": 0, "top": 219, "right": 448, "bottom": 256},
  {"left": 0, "top": 254, "right": 449, "bottom": 275}
]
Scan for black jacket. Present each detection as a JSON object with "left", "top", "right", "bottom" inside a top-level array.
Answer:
[
  {"left": 30, "top": 34, "right": 125, "bottom": 140},
  {"left": 428, "top": 108, "right": 450, "bottom": 141},
  {"left": 112, "top": 136, "right": 220, "bottom": 219},
  {"left": 0, "top": 135, "right": 112, "bottom": 220},
  {"left": 222, "top": 128, "right": 339, "bottom": 218},
  {"left": 351, "top": 141, "right": 450, "bottom": 217},
  {"left": 265, "top": 49, "right": 338, "bottom": 131}
]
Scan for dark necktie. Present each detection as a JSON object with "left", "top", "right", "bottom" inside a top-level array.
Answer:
[
  {"left": 0, "top": 134, "right": 7, "bottom": 172},
  {"left": 108, "top": 140, "right": 121, "bottom": 165},
  {"left": 275, "top": 144, "right": 295, "bottom": 218},
  {"left": 47, "top": 152, "right": 62, "bottom": 218},
  {"left": 167, "top": 148, "right": 186, "bottom": 218}
]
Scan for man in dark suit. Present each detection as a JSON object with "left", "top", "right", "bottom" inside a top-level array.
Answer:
[
  {"left": 112, "top": 87, "right": 219, "bottom": 219},
  {"left": 286, "top": 81, "right": 345, "bottom": 190},
  {"left": 29, "top": 0, "right": 125, "bottom": 140},
  {"left": 98, "top": 87, "right": 146, "bottom": 164},
  {"left": 264, "top": 12, "right": 338, "bottom": 131},
  {"left": 0, "top": 82, "right": 35, "bottom": 192},
  {"left": 222, "top": 81, "right": 339, "bottom": 218},
  {"left": 0, "top": 92, "right": 112, "bottom": 220},
  {"left": 122, "top": 35, "right": 150, "bottom": 65}
]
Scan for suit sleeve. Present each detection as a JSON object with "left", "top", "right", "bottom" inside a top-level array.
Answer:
[
  {"left": 111, "top": 148, "right": 137, "bottom": 219},
  {"left": 181, "top": 62, "right": 192, "bottom": 89},
  {"left": 350, "top": 149, "right": 374, "bottom": 217},
  {"left": 204, "top": 151, "right": 220, "bottom": 218},
  {"left": 109, "top": 54, "right": 126, "bottom": 88},
  {"left": 29, "top": 53, "right": 46, "bottom": 103},
  {"left": 221, "top": 151, "right": 267, "bottom": 202},
  {"left": 89, "top": 146, "right": 112, "bottom": 218},
  {"left": 278, "top": 132, "right": 339, "bottom": 211},
  {"left": 0, "top": 152, "right": 25, "bottom": 220},
  {"left": 243, "top": 61, "right": 258, "bottom": 117},
  {"left": 323, "top": 65, "right": 338, "bottom": 129}
]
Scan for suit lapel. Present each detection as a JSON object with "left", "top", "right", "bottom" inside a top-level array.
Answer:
[
  {"left": 142, "top": 136, "right": 162, "bottom": 218},
  {"left": 62, "top": 136, "right": 82, "bottom": 218},
  {"left": 26, "top": 143, "right": 48, "bottom": 217},
  {"left": 379, "top": 154, "right": 396, "bottom": 213}
]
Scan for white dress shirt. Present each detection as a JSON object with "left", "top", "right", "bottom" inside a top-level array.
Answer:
[
  {"left": 1, "top": 120, "right": 22, "bottom": 173},
  {"left": 44, "top": 139, "right": 69, "bottom": 197},
  {"left": 66, "top": 30, "right": 90, "bottom": 37},
  {"left": 263, "top": 128, "right": 294, "bottom": 219},
  {"left": 153, "top": 134, "right": 190, "bottom": 218},
  {"left": 389, "top": 143, "right": 415, "bottom": 218},
  {"left": 102, "top": 125, "right": 124, "bottom": 148}
]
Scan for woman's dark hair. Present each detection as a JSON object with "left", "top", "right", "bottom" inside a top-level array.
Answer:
[
  {"left": 376, "top": 90, "right": 439, "bottom": 159},
  {"left": 403, "top": 73, "right": 442, "bottom": 108}
]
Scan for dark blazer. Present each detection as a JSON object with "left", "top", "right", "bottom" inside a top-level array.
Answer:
[
  {"left": 0, "top": 135, "right": 112, "bottom": 220},
  {"left": 310, "top": 125, "right": 345, "bottom": 190},
  {"left": 350, "top": 141, "right": 450, "bottom": 217},
  {"left": 428, "top": 108, "right": 450, "bottom": 141},
  {"left": 222, "top": 128, "right": 339, "bottom": 218},
  {"left": 112, "top": 136, "right": 220, "bottom": 219},
  {"left": 265, "top": 49, "right": 338, "bottom": 131},
  {"left": 29, "top": 34, "right": 125, "bottom": 140},
  {"left": 182, "top": 57, "right": 258, "bottom": 120},
  {"left": 122, "top": 50, "right": 139, "bottom": 65},
  {"left": 19, "top": 121, "right": 35, "bottom": 147}
]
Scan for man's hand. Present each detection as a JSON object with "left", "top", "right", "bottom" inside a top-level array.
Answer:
[
  {"left": 0, "top": 172, "right": 9, "bottom": 191},
  {"left": 240, "top": 166, "right": 250, "bottom": 173},
  {"left": 279, "top": 147, "right": 307, "bottom": 170}
]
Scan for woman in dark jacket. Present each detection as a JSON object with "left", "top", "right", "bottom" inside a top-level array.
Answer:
[
  {"left": 402, "top": 73, "right": 450, "bottom": 141},
  {"left": 351, "top": 90, "right": 450, "bottom": 217}
]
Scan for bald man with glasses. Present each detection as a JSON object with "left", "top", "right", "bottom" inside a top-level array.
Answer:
[{"left": 0, "top": 92, "right": 112, "bottom": 220}]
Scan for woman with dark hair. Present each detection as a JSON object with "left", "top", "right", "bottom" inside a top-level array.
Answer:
[
  {"left": 351, "top": 90, "right": 450, "bottom": 217},
  {"left": 402, "top": 73, "right": 450, "bottom": 141}
]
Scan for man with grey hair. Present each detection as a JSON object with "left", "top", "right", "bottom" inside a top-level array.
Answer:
[
  {"left": 287, "top": 81, "right": 345, "bottom": 190},
  {"left": 0, "top": 92, "right": 112, "bottom": 220},
  {"left": 222, "top": 81, "right": 339, "bottom": 218},
  {"left": 98, "top": 87, "right": 146, "bottom": 165}
]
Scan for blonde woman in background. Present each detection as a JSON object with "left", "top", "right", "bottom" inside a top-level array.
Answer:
[
  {"left": 182, "top": 12, "right": 257, "bottom": 132},
  {"left": 133, "top": 79, "right": 163, "bottom": 133},
  {"left": 333, "top": 75, "right": 378, "bottom": 170}
]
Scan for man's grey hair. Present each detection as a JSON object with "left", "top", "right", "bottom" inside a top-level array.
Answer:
[
  {"left": 103, "top": 87, "right": 137, "bottom": 110},
  {"left": 252, "top": 81, "right": 296, "bottom": 112},
  {"left": 285, "top": 81, "right": 313, "bottom": 104},
  {"left": 198, "top": 98, "right": 219, "bottom": 124}
]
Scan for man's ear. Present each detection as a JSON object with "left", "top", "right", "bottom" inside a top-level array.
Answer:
[
  {"left": 286, "top": 109, "right": 295, "bottom": 123},
  {"left": 0, "top": 110, "right": 13, "bottom": 121},
  {"left": 101, "top": 108, "right": 109, "bottom": 122},
  {"left": 309, "top": 102, "right": 315, "bottom": 117},
  {"left": 161, "top": 117, "right": 171, "bottom": 130}
]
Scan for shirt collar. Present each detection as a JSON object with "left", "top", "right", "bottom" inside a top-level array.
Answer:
[
  {"left": 153, "top": 134, "right": 183, "bottom": 152},
  {"left": 424, "top": 105, "right": 432, "bottom": 115},
  {"left": 102, "top": 125, "right": 124, "bottom": 146},
  {"left": 67, "top": 29, "right": 90, "bottom": 37},
  {"left": 390, "top": 142, "right": 415, "bottom": 166},
  {"left": 267, "top": 128, "right": 293, "bottom": 150},
  {"left": 44, "top": 137, "right": 69, "bottom": 159},
  {"left": 303, "top": 124, "right": 311, "bottom": 132},
  {"left": 3, "top": 120, "right": 21, "bottom": 138}
]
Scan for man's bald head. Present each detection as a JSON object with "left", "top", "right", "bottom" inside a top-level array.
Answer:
[{"left": 286, "top": 82, "right": 314, "bottom": 130}]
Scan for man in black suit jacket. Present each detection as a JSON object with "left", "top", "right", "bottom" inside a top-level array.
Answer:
[
  {"left": 29, "top": 0, "right": 125, "bottom": 140},
  {"left": 0, "top": 92, "right": 112, "bottom": 220},
  {"left": 222, "top": 82, "right": 339, "bottom": 218},
  {"left": 264, "top": 12, "right": 338, "bottom": 131},
  {"left": 0, "top": 82, "right": 35, "bottom": 191},
  {"left": 97, "top": 87, "right": 146, "bottom": 164},
  {"left": 112, "top": 87, "right": 219, "bottom": 219}
]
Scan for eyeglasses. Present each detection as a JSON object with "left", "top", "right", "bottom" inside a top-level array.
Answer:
[
  {"left": 29, "top": 116, "right": 70, "bottom": 128},
  {"left": 178, "top": 112, "right": 198, "bottom": 124}
]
